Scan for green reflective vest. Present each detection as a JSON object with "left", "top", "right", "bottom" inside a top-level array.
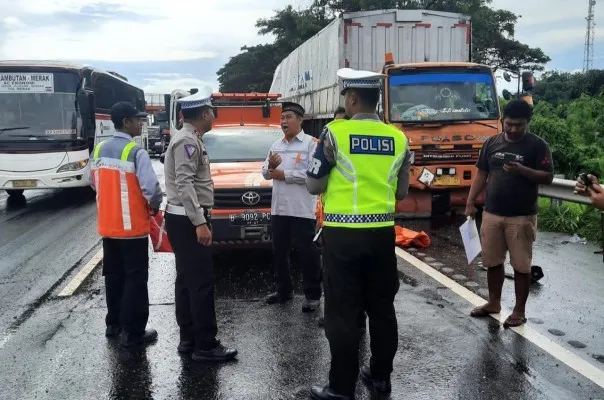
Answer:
[{"left": 322, "top": 118, "right": 407, "bottom": 228}]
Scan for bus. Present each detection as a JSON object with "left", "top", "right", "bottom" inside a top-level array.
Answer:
[{"left": 0, "top": 60, "right": 148, "bottom": 198}]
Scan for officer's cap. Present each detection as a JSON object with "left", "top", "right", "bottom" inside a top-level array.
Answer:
[
  {"left": 281, "top": 102, "right": 305, "bottom": 117},
  {"left": 337, "top": 68, "right": 386, "bottom": 95},
  {"left": 177, "top": 91, "right": 214, "bottom": 110}
]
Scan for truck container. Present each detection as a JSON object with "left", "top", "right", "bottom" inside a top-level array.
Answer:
[{"left": 269, "top": 9, "right": 471, "bottom": 135}]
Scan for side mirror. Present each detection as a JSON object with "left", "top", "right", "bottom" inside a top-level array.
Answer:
[
  {"left": 522, "top": 71, "right": 535, "bottom": 92},
  {"left": 159, "top": 152, "right": 165, "bottom": 164},
  {"left": 502, "top": 89, "right": 512, "bottom": 100},
  {"left": 503, "top": 72, "right": 512, "bottom": 82}
]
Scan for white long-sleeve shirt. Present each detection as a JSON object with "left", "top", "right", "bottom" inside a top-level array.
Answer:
[{"left": 262, "top": 130, "right": 318, "bottom": 220}]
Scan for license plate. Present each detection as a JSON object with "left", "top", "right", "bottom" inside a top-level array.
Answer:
[
  {"left": 12, "top": 180, "right": 37, "bottom": 188},
  {"left": 433, "top": 176, "right": 460, "bottom": 186},
  {"left": 229, "top": 211, "right": 271, "bottom": 226}
]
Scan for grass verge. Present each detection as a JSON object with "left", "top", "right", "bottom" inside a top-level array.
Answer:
[{"left": 537, "top": 197, "right": 603, "bottom": 245}]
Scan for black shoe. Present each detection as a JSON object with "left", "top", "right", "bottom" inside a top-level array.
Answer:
[
  {"left": 192, "top": 343, "right": 238, "bottom": 362},
  {"left": 359, "top": 366, "right": 391, "bottom": 393},
  {"left": 265, "top": 292, "right": 293, "bottom": 304},
  {"left": 310, "top": 385, "right": 351, "bottom": 400},
  {"left": 177, "top": 340, "right": 194, "bottom": 353},
  {"left": 302, "top": 298, "right": 320, "bottom": 312},
  {"left": 121, "top": 328, "right": 158, "bottom": 348},
  {"left": 105, "top": 325, "right": 121, "bottom": 337}
]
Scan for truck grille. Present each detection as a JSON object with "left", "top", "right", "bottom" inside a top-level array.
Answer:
[
  {"left": 414, "top": 148, "right": 479, "bottom": 165},
  {"left": 213, "top": 187, "right": 272, "bottom": 209}
]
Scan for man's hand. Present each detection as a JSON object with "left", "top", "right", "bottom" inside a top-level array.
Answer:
[
  {"left": 503, "top": 161, "right": 526, "bottom": 174},
  {"left": 269, "top": 169, "right": 285, "bottom": 181},
  {"left": 465, "top": 202, "right": 478, "bottom": 219},
  {"left": 574, "top": 174, "right": 599, "bottom": 196},
  {"left": 268, "top": 151, "right": 282, "bottom": 169},
  {"left": 588, "top": 184, "right": 604, "bottom": 210},
  {"left": 195, "top": 224, "right": 212, "bottom": 246}
]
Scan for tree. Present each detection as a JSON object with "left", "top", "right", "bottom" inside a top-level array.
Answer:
[
  {"left": 533, "top": 70, "right": 604, "bottom": 104},
  {"left": 218, "top": 6, "right": 330, "bottom": 92}
]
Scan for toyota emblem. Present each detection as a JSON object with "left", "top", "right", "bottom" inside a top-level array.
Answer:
[{"left": 241, "top": 191, "right": 261, "bottom": 206}]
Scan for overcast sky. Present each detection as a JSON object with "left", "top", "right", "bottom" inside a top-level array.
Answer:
[{"left": 0, "top": 0, "right": 602, "bottom": 97}]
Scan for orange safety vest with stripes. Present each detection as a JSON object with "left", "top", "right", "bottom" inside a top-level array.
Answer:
[{"left": 91, "top": 139, "right": 150, "bottom": 238}]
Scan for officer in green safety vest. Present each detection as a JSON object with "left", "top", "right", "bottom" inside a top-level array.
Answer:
[{"left": 306, "top": 68, "right": 411, "bottom": 400}]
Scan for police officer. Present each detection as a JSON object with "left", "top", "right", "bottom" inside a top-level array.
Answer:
[
  {"left": 163, "top": 91, "right": 237, "bottom": 362},
  {"left": 306, "top": 68, "right": 411, "bottom": 399}
]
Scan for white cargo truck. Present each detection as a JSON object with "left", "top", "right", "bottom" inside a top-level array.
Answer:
[{"left": 269, "top": 9, "right": 472, "bottom": 136}]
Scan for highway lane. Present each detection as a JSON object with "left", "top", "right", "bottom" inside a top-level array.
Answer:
[{"left": 0, "top": 187, "right": 100, "bottom": 344}]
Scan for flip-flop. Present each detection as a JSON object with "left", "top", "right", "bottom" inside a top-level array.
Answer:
[
  {"left": 503, "top": 315, "right": 527, "bottom": 328},
  {"left": 470, "top": 306, "right": 500, "bottom": 318}
]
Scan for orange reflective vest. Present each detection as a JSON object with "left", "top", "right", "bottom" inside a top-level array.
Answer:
[{"left": 91, "top": 138, "right": 150, "bottom": 238}]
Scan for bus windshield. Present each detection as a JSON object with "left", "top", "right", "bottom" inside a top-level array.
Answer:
[
  {"left": 0, "top": 71, "right": 81, "bottom": 141},
  {"left": 388, "top": 70, "right": 499, "bottom": 123}
]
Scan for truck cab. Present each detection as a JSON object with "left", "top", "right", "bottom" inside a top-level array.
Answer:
[{"left": 382, "top": 58, "right": 535, "bottom": 216}]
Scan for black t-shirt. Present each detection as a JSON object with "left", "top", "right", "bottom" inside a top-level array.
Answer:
[{"left": 476, "top": 133, "right": 553, "bottom": 217}]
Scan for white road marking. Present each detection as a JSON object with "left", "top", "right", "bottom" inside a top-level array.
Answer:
[
  {"left": 0, "top": 333, "right": 11, "bottom": 350},
  {"left": 395, "top": 246, "right": 604, "bottom": 390},
  {"left": 57, "top": 249, "right": 104, "bottom": 297}
]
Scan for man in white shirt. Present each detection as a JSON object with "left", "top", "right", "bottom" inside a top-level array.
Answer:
[{"left": 262, "top": 102, "right": 322, "bottom": 312}]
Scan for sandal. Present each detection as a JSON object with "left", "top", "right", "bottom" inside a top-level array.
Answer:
[{"left": 503, "top": 315, "right": 527, "bottom": 328}]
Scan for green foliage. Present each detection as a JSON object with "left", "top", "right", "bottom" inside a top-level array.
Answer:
[
  {"left": 217, "top": 0, "right": 550, "bottom": 92},
  {"left": 538, "top": 198, "right": 603, "bottom": 244},
  {"left": 530, "top": 90, "right": 604, "bottom": 179},
  {"left": 533, "top": 70, "right": 604, "bottom": 104}
]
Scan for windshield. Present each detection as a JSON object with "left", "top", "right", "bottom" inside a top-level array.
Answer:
[
  {"left": 203, "top": 127, "right": 283, "bottom": 162},
  {"left": 388, "top": 70, "right": 499, "bottom": 122},
  {"left": 0, "top": 71, "right": 81, "bottom": 140}
]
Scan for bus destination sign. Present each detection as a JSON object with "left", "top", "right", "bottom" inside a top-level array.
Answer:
[{"left": 0, "top": 73, "right": 54, "bottom": 93}]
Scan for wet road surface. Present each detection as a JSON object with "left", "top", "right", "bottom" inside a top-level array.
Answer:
[
  {"left": 402, "top": 215, "right": 604, "bottom": 371},
  {"left": 1, "top": 161, "right": 604, "bottom": 399},
  {"left": 0, "top": 187, "right": 99, "bottom": 348},
  {"left": 1, "top": 248, "right": 603, "bottom": 399}
]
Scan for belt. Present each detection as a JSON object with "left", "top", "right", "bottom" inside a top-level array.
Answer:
[{"left": 165, "top": 203, "right": 212, "bottom": 217}]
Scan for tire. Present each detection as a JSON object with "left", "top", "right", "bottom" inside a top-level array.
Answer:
[{"left": 6, "top": 189, "right": 24, "bottom": 197}]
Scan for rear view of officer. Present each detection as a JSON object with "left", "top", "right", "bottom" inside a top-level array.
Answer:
[
  {"left": 306, "top": 68, "right": 411, "bottom": 399},
  {"left": 163, "top": 91, "right": 237, "bottom": 362}
]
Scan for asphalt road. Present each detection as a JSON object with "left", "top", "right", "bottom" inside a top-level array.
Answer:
[
  {"left": 0, "top": 160, "right": 603, "bottom": 399},
  {"left": 0, "top": 186, "right": 100, "bottom": 348}
]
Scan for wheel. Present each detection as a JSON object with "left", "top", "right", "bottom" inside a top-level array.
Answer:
[{"left": 6, "top": 189, "right": 24, "bottom": 197}]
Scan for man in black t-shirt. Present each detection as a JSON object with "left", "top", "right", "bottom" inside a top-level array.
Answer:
[{"left": 465, "top": 99, "right": 554, "bottom": 328}]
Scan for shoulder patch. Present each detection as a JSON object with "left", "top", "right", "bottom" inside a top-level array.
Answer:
[
  {"left": 350, "top": 135, "right": 395, "bottom": 156},
  {"left": 184, "top": 144, "right": 196, "bottom": 159}
]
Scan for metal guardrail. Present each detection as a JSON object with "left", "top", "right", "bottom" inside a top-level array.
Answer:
[{"left": 538, "top": 178, "right": 592, "bottom": 205}]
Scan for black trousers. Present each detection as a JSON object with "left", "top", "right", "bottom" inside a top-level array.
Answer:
[
  {"left": 165, "top": 213, "right": 218, "bottom": 351},
  {"left": 103, "top": 237, "right": 150, "bottom": 336},
  {"left": 322, "top": 226, "right": 400, "bottom": 397},
  {"left": 271, "top": 215, "right": 322, "bottom": 300}
]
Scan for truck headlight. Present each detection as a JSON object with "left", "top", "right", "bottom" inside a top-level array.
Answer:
[{"left": 57, "top": 160, "right": 88, "bottom": 172}]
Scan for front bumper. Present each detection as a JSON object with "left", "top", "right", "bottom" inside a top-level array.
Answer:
[{"left": 0, "top": 165, "right": 91, "bottom": 190}]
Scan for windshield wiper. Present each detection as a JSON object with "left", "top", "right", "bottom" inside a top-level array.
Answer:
[{"left": 0, "top": 126, "right": 30, "bottom": 135}]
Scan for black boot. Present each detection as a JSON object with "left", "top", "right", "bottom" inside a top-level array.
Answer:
[
  {"left": 359, "top": 366, "right": 391, "bottom": 393},
  {"left": 192, "top": 342, "right": 238, "bottom": 362},
  {"left": 310, "top": 385, "right": 351, "bottom": 400},
  {"left": 265, "top": 292, "right": 293, "bottom": 304},
  {"left": 121, "top": 328, "right": 158, "bottom": 348}
]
